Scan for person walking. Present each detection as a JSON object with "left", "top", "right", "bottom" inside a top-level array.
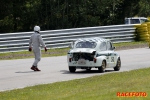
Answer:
[{"left": 29, "top": 26, "right": 47, "bottom": 71}]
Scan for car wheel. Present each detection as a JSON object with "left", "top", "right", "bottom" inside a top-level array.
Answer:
[
  {"left": 114, "top": 58, "right": 121, "bottom": 71},
  {"left": 98, "top": 60, "right": 106, "bottom": 73},
  {"left": 69, "top": 66, "right": 76, "bottom": 72}
]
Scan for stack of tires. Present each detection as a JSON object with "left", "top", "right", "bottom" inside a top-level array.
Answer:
[
  {"left": 135, "top": 23, "right": 149, "bottom": 42},
  {"left": 147, "top": 22, "right": 150, "bottom": 48}
]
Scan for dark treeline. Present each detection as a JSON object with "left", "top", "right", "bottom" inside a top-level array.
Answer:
[{"left": 0, "top": 0, "right": 150, "bottom": 33}]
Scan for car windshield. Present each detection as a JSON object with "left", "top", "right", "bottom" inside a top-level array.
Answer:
[{"left": 75, "top": 41, "right": 97, "bottom": 48}]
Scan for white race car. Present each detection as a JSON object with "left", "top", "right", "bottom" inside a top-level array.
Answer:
[{"left": 67, "top": 37, "right": 121, "bottom": 73}]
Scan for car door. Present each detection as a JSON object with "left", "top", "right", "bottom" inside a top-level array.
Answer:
[
  {"left": 98, "top": 42, "right": 110, "bottom": 67},
  {"left": 106, "top": 41, "right": 116, "bottom": 67}
]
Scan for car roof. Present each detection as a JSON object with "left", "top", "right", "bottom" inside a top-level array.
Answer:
[{"left": 75, "top": 37, "right": 109, "bottom": 43}]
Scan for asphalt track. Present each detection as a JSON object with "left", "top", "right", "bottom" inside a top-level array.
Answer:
[{"left": 0, "top": 47, "right": 150, "bottom": 91}]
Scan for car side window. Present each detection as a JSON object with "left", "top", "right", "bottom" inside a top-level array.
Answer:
[
  {"left": 107, "top": 41, "right": 113, "bottom": 50},
  {"left": 100, "top": 42, "right": 107, "bottom": 51},
  {"left": 130, "top": 19, "right": 140, "bottom": 24}
]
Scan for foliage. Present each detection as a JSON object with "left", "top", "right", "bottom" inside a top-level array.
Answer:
[
  {"left": 0, "top": 0, "right": 150, "bottom": 33},
  {"left": 138, "top": 0, "right": 150, "bottom": 16}
]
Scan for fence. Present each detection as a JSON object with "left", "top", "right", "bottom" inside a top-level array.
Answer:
[{"left": 0, "top": 24, "right": 136, "bottom": 53}]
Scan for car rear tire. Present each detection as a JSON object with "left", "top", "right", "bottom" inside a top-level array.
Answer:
[
  {"left": 69, "top": 66, "right": 76, "bottom": 72},
  {"left": 114, "top": 58, "right": 121, "bottom": 71},
  {"left": 98, "top": 60, "right": 106, "bottom": 73}
]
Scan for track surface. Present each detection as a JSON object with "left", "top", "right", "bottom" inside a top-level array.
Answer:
[{"left": 0, "top": 48, "right": 150, "bottom": 91}]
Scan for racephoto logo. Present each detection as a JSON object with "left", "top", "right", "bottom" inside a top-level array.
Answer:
[{"left": 117, "top": 92, "right": 147, "bottom": 97}]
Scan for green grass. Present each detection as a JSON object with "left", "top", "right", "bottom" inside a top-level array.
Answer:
[
  {"left": 0, "top": 41, "right": 148, "bottom": 60},
  {"left": 0, "top": 67, "right": 149, "bottom": 100},
  {"left": 113, "top": 41, "right": 148, "bottom": 47}
]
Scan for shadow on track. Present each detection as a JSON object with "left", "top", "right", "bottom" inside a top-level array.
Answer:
[
  {"left": 15, "top": 71, "right": 37, "bottom": 73},
  {"left": 60, "top": 69, "right": 114, "bottom": 74}
]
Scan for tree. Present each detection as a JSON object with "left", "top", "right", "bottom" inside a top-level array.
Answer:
[
  {"left": 0, "top": 0, "right": 150, "bottom": 33},
  {"left": 138, "top": 0, "right": 150, "bottom": 16}
]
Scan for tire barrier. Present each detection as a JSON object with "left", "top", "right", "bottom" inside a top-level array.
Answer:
[
  {"left": 134, "top": 23, "right": 150, "bottom": 47},
  {"left": 146, "top": 22, "right": 150, "bottom": 48}
]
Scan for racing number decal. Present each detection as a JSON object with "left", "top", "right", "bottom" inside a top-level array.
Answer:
[{"left": 111, "top": 57, "right": 114, "bottom": 62}]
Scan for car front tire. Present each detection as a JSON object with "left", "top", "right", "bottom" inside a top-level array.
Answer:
[{"left": 69, "top": 66, "right": 76, "bottom": 72}]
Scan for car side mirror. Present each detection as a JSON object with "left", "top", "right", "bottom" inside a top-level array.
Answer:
[
  {"left": 69, "top": 44, "right": 72, "bottom": 48},
  {"left": 69, "top": 43, "right": 74, "bottom": 49},
  {"left": 69, "top": 41, "right": 75, "bottom": 49},
  {"left": 113, "top": 47, "right": 116, "bottom": 50}
]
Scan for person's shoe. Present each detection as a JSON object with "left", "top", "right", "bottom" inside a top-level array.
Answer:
[
  {"left": 31, "top": 66, "right": 36, "bottom": 71},
  {"left": 35, "top": 68, "right": 41, "bottom": 71}
]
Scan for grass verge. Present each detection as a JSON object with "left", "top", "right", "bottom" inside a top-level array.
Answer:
[
  {"left": 0, "top": 67, "right": 149, "bottom": 100},
  {"left": 0, "top": 41, "right": 148, "bottom": 60}
]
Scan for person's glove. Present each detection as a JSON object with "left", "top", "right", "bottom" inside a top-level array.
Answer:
[
  {"left": 45, "top": 47, "right": 47, "bottom": 52},
  {"left": 29, "top": 47, "right": 32, "bottom": 52}
]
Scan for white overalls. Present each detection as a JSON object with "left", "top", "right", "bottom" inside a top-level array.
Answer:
[{"left": 29, "top": 32, "right": 46, "bottom": 67}]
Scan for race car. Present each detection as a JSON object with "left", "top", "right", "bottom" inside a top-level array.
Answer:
[{"left": 67, "top": 37, "right": 121, "bottom": 73}]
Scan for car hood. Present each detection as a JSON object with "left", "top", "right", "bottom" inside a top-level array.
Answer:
[{"left": 69, "top": 48, "right": 96, "bottom": 53}]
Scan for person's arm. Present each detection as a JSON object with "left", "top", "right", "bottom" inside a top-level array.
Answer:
[
  {"left": 38, "top": 35, "right": 47, "bottom": 52},
  {"left": 38, "top": 35, "right": 46, "bottom": 47},
  {"left": 29, "top": 36, "right": 32, "bottom": 51}
]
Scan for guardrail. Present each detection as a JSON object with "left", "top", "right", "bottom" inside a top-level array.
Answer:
[{"left": 0, "top": 24, "right": 136, "bottom": 53}]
